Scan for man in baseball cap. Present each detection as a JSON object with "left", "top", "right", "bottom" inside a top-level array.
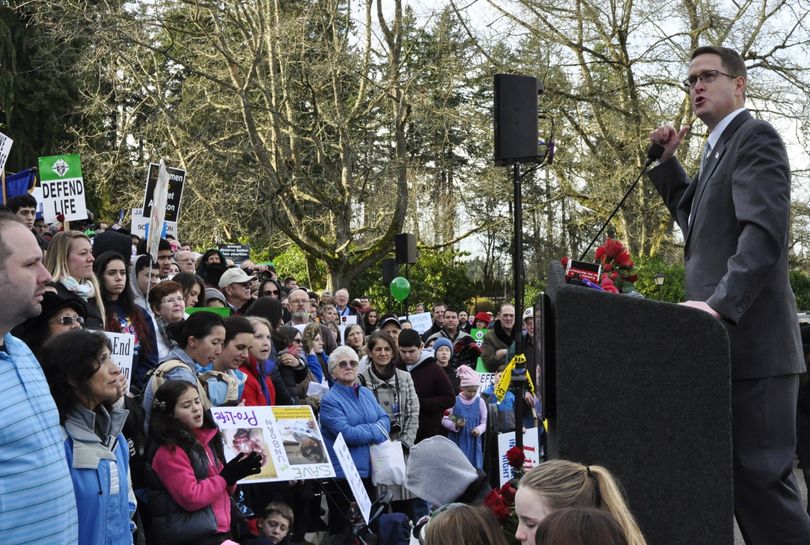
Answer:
[{"left": 218, "top": 267, "right": 256, "bottom": 314}]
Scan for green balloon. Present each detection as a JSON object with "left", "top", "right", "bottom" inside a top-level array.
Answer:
[{"left": 389, "top": 276, "right": 411, "bottom": 302}]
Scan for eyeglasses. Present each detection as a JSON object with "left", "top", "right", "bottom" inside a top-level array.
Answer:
[
  {"left": 682, "top": 69, "right": 738, "bottom": 89},
  {"left": 336, "top": 360, "right": 359, "bottom": 369},
  {"left": 53, "top": 315, "right": 84, "bottom": 326},
  {"left": 161, "top": 296, "right": 185, "bottom": 305}
]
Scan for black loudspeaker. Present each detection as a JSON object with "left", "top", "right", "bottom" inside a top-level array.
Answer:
[
  {"left": 382, "top": 258, "right": 398, "bottom": 285},
  {"left": 494, "top": 74, "right": 539, "bottom": 165},
  {"left": 395, "top": 233, "right": 417, "bottom": 264},
  {"left": 541, "top": 261, "right": 733, "bottom": 545}
]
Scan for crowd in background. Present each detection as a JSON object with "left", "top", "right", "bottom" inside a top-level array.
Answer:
[{"left": 0, "top": 201, "right": 680, "bottom": 545}]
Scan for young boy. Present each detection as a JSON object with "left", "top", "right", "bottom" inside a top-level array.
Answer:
[
  {"left": 247, "top": 501, "right": 295, "bottom": 545},
  {"left": 433, "top": 337, "right": 459, "bottom": 393}
]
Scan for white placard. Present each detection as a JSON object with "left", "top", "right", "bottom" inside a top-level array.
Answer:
[
  {"left": 212, "top": 405, "right": 335, "bottom": 483},
  {"left": 478, "top": 372, "right": 496, "bottom": 396},
  {"left": 104, "top": 332, "right": 134, "bottom": 394},
  {"left": 340, "top": 315, "right": 357, "bottom": 326},
  {"left": 497, "top": 428, "right": 542, "bottom": 487},
  {"left": 333, "top": 432, "right": 372, "bottom": 524},
  {"left": 41, "top": 179, "right": 87, "bottom": 223},
  {"left": 401, "top": 311, "right": 432, "bottom": 334},
  {"left": 131, "top": 207, "right": 177, "bottom": 240},
  {"left": 30, "top": 187, "right": 44, "bottom": 218},
  {"left": 0, "top": 131, "right": 12, "bottom": 173}
]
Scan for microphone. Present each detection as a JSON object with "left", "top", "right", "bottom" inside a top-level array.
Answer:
[{"left": 578, "top": 142, "right": 666, "bottom": 261}]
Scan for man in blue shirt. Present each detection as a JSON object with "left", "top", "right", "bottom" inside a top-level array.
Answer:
[{"left": 0, "top": 214, "right": 78, "bottom": 544}]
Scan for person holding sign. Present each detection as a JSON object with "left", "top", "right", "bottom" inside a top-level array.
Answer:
[
  {"left": 45, "top": 230, "right": 105, "bottom": 330},
  {"left": 94, "top": 251, "right": 158, "bottom": 391},
  {"left": 319, "top": 346, "right": 390, "bottom": 536},
  {"left": 39, "top": 330, "right": 132, "bottom": 545},
  {"left": 146, "top": 381, "right": 262, "bottom": 544}
]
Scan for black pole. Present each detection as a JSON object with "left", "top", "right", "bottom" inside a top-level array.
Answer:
[{"left": 511, "top": 162, "right": 527, "bottom": 450}]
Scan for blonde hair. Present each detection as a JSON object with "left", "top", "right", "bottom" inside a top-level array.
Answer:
[
  {"left": 519, "top": 460, "right": 647, "bottom": 545},
  {"left": 302, "top": 321, "right": 322, "bottom": 353},
  {"left": 246, "top": 315, "right": 273, "bottom": 334},
  {"left": 425, "top": 504, "right": 509, "bottom": 545},
  {"left": 44, "top": 230, "right": 105, "bottom": 326}
]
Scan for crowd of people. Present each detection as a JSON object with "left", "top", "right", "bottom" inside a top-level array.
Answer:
[{"left": 0, "top": 201, "right": 656, "bottom": 545}]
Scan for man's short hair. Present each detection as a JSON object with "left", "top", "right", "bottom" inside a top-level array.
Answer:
[
  {"left": 691, "top": 46, "right": 747, "bottom": 79},
  {"left": 0, "top": 215, "right": 26, "bottom": 271},
  {"left": 398, "top": 328, "right": 422, "bottom": 348},
  {"left": 137, "top": 236, "right": 171, "bottom": 254},
  {"left": 7, "top": 194, "right": 37, "bottom": 213}
]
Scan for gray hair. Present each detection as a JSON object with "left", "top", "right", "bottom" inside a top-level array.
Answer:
[{"left": 327, "top": 345, "right": 360, "bottom": 376}]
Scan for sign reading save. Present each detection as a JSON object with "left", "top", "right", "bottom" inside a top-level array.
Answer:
[{"left": 38, "top": 154, "right": 87, "bottom": 223}]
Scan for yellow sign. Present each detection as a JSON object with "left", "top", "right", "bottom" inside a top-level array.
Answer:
[{"left": 494, "top": 353, "right": 536, "bottom": 402}]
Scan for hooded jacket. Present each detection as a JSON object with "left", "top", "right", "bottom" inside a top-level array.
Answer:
[
  {"left": 63, "top": 404, "right": 133, "bottom": 545},
  {"left": 399, "top": 353, "right": 455, "bottom": 443}
]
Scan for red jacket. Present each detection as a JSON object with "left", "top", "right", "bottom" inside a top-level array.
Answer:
[
  {"left": 239, "top": 354, "right": 277, "bottom": 406},
  {"left": 151, "top": 427, "right": 235, "bottom": 534}
]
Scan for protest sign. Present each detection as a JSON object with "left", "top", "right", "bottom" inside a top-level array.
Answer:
[
  {"left": 402, "top": 311, "right": 431, "bottom": 334},
  {"left": 471, "top": 328, "right": 487, "bottom": 372},
  {"left": 131, "top": 208, "right": 177, "bottom": 240},
  {"left": 478, "top": 372, "right": 496, "bottom": 397},
  {"left": 212, "top": 405, "right": 334, "bottom": 484},
  {"left": 334, "top": 433, "right": 372, "bottom": 524},
  {"left": 103, "top": 332, "right": 134, "bottom": 393},
  {"left": 339, "top": 315, "right": 357, "bottom": 326},
  {"left": 497, "top": 428, "right": 542, "bottom": 487},
  {"left": 0, "top": 131, "right": 12, "bottom": 174},
  {"left": 38, "top": 154, "right": 87, "bottom": 223},
  {"left": 142, "top": 162, "right": 185, "bottom": 222},
  {"left": 218, "top": 243, "right": 250, "bottom": 264},
  {"left": 145, "top": 161, "right": 170, "bottom": 261},
  {"left": 31, "top": 187, "right": 44, "bottom": 218}
]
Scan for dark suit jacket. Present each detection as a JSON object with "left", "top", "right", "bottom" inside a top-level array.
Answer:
[{"left": 649, "top": 110, "right": 803, "bottom": 380}]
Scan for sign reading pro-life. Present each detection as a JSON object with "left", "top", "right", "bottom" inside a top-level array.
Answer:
[
  {"left": 38, "top": 154, "right": 87, "bottom": 223},
  {"left": 142, "top": 162, "right": 185, "bottom": 223}
]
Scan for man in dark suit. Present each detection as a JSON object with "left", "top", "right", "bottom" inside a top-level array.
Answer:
[{"left": 649, "top": 46, "right": 810, "bottom": 544}]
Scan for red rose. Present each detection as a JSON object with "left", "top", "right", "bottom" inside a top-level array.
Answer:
[
  {"left": 484, "top": 490, "right": 510, "bottom": 522},
  {"left": 616, "top": 250, "right": 632, "bottom": 267},
  {"left": 506, "top": 446, "right": 525, "bottom": 468},
  {"left": 560, "top": 256, "right": 569, "bottom": 267},
  {"left": 500, "top": 483, "right": 517, "bottom": 505},
  {"left": 595, "top": 246, "right": 605, "bottom": 261},
  {"left": 444, "top": 409, "right": 451, "bottom": 417},
  {"left": 602, "top": 263, "right": 612, "bottom": 272},
  {"left": 56, "top": 213, "right": 65, "bottom": 223}
]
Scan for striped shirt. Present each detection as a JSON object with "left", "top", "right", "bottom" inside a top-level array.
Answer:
[{"left": 0, "top": 333, "right": 78, "bottom": 544}]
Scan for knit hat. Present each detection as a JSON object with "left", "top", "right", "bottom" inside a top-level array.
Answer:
[
  {"left": 433, "top": 337, "right": 453, "bottom": 355},
  {"left": 474, "top": 311, "right": 491, "bottom": 325},
  {"left": 205, "top": 288, "right": 228, "bottom": 306},
  {"left": 405, "top": 436, "right": 479, "bottom": 506},
  {"left": 456, "top": 365, "right": 481, "bottom": 388}
]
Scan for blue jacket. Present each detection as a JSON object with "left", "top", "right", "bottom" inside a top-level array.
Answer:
[
  {"left": 319, "top": 382, "right": 389, "bottom": 478},
  {"left": 63, "top": 404, "right": 134, "bottom": 545}
]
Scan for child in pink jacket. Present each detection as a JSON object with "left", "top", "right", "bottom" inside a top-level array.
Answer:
[{"left": 147, "top": 381, "right": 261, "bottom": 544}]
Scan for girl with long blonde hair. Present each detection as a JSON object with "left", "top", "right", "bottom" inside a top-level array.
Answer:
[{"left": 44, "top": 230, "right": 105, "bottom": 329}]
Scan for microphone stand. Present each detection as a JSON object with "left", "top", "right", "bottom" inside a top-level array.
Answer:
[{"left": 578, "top": 144, "right": 664, "bottom": 261}]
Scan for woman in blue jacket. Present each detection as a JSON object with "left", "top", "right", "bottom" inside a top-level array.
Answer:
[
  {"left": 319, "top": 345, "right": 389, "bottom": 536},
  {"left": 40, "top": 330, "right": 134, "bottom": 545}
]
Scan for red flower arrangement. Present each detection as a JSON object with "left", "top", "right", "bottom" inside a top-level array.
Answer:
[
  {"left": 594, "top": 237, "right": 638, "bottom": 294},
  {"left": 484, "top": 483, "right": 519, "bottom": 544}
]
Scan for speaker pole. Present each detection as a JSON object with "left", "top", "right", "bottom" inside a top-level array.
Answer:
[{"left": 511, "top": 162, "right": 527, "bottom": 450}]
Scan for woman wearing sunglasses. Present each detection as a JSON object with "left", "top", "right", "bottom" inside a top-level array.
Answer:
[
  {"left": 12, "top": 289, "right": 88, "bottom": 357},
  {"left": 318, "top": 345, "right": 390, "bottom": 537}
]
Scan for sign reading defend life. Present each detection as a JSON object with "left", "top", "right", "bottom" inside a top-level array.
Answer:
[{"left": 38, "top": 154, "right": 87, "bottom": 223}]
